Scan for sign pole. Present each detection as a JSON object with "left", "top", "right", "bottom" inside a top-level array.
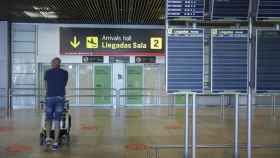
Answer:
[
  {"left": 234, "top": 93, "right": 239, "bottom": 158},
  {"left": 248, "top": 0, "right": 254, "bottom": 156},
  {"left": 184, "top": 93, "right": 189, "bottom": 158},
  {"left": 192, "top": 93, "right": 196, "bottom": 158}
]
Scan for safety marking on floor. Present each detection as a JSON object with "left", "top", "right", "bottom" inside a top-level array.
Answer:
[
  {"left": 164, "top": 123, "right": 183, "bottom": 129},
  {"left": 125, "top": 144, "right": 149, "bottom": 151},
  {"left": 0, "top": 127, "right": 14, "bottom": 133},
  {"left": 80, "top": 124, "right": 98, "bottom": 131},
  {"left": 5, "top": 144, "right": 32, "bottom": 154}
]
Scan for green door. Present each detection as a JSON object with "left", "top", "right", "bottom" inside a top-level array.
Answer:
[
  {"left": 126, "top": 65, "right": 143, "bottom": 105},
  {"left": 94, "top": 65, "right": 112, "bottom": 104}
]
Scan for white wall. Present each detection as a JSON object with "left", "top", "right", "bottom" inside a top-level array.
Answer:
[{"left": 0, "top": 21, "right": 8, "bottom": 108}]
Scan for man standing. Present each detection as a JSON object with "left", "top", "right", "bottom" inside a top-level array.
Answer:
[{"left": 44, "top": 57, "right": 68, "bottom": 150}]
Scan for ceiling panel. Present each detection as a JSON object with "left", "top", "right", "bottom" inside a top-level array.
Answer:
[{"left": 0, "top": 0, "right": 165, "bottom": 25}]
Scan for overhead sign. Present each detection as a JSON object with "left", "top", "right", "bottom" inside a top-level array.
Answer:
[
  {"left": 167, "top": 28, "right": 204, "bottom": 93},
  {"left": 211, "top": 29, "right": 248, "bottom": 92},
  {"left": 60, "top": 28, "right": 164, "bottom": 56},
  {"left": 135, "top": 56, "right": 156, "bottom": 63},
  {"left": 82, "top": 56, "right": 104, "bottom": 63},
  {"left": 168, "top": 0, "right": 204, "bottom": 18}
]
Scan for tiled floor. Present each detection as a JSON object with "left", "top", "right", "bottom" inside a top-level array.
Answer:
[{"left": 0, "top": 106, "right": 279, "bottom": 158}]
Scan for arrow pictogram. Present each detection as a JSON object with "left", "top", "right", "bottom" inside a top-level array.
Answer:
[{"left": 70, "top": 36, "right": 80, "bottom": 48}]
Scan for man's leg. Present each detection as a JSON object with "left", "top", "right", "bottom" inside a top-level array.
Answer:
[
  {"left": 52, "top": 97, "right": 64, "bottom": 150},
  {"left": 45, "top": 98, "right": 54, "bottom": 144}
]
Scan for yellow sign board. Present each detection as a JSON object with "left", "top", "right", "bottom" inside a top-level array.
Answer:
[
  {"left": 150, "top": 37, "right": 162, "bottom": 50},
  {"left": 86, "top": 36, "right": 98, "bottom": 48}
]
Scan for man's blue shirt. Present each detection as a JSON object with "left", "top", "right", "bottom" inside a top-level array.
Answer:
[{"left": 44, "top": 68, "right": 68, "bottom": 97}]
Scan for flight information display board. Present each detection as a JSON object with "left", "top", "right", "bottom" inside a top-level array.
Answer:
[
  {"left": 258, "top": 0, "right": 280, "bottom": 19},
  {"left": 167, "top": 28, "right": 204, "bottom": 93},
  {"left": 212, "top": 0, "right": 249, "bottom": 20},
  {"left": 168, "top": 0, "right": 204, "bottom": 18},
  {"left": 257, "top": 30, "right": 280, "bottom": 92},
  {"left": 211, "top": 29, "right": 248, "bottom": 92}
]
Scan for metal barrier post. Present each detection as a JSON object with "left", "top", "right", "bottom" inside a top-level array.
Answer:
[
  {"left": 192, "top": 93, "right": 196, "bottom": 158},
  {"left": 234, "top": 93, "right": 239, "bottom": 158},
  {"left": 116, "top": 89, "right": 120, "bottom": 117},
  {"left": 184, "top": 93, "right": 189, "bottom": 158},
  {"left": 7, "top": 88, "right": 12, "bottom": 115},
  {"left": 272, "top": 95, "right": 276, "bottom": 120}
]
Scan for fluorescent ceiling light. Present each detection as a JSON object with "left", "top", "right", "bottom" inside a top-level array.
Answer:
[
  {"left": 24, "top": 10, "right": 58, "bottom": 19},
  {"left": 33, "top": 6, "right": 50, "bottom": 11},
  {"left": 40, "top": 11, "right": 58, "bottom": 19},
  {"left": 24, "top": 11, "right": 42, "bottom": 18}
]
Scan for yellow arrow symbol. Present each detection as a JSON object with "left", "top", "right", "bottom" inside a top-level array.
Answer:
[{"left": 70, "top": 36, "right": 80, "bottom": 48}]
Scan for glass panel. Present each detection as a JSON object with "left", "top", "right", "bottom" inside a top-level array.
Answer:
[
  {"left": 13, "top": 42, "right": 35, "bottom": 52},
  {"left": 13, "top": 53, "right": 35, "bottom": 63},
  {"left": 12, "top": 64, "right": 35, "bottom": 73},
  {"left": 14, "top": 32, "right": 35, "bottom": 42},
  {"left": 12, "top": 74, "right": 35, "bottom": 86},
  {"left": 79, "top": 64, "right": 93, "bottom": 105},
  {"left": 62, "top": 64, "right": 77, "bottom": 105},
  {"left": 13, "top": 24, "right": 36, "bottom": 32},
  {"left": 126, "top": 65, "right": 143, "bottom": 105},
  {"left": 37, "top": 64, "right": 51, "bottom": 101},
  {"left": 94, "top": 65, "right": 112, "bottom": 105},
  {"left": 159, "top": 64, "right": 171, "bottom": 105},
  {"left": 12, "top": 96, "right": 35, "bottom": 107},
  {"left": 144, "top": 64, "right": 159, "bottom": 105}
]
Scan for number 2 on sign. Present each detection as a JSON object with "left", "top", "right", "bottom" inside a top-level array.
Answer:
[{"left": 150, "top": 37, "right": 162, "bottom": 50}]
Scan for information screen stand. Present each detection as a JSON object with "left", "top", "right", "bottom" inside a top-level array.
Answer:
[{"left": 175, "top": 92, "right": 196, "bottom": 158}]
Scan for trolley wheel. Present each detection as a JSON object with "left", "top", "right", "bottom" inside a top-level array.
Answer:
[{"left": 62, "top": 134, "right": 70, "bottom": 145}]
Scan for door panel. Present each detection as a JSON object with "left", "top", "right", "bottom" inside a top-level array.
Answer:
[
  {"left": 126, "top": 65, "right": 143, "bottom": 105},
  {"left": 94, "top": 65, "right": 112, "bottom": 105}
]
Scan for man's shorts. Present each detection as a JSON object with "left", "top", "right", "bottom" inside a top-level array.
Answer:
[{"left": 45, "top": 96, "right": 64, "bottom": 121}]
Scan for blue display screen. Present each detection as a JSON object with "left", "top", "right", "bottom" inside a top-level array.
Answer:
[
  {"left": 168, "top": 0, "right": 204, "bottom": 18},
  {"left": 167, "top": 28, "right": 204, "bottom": 93},
  {"left": 257, "top": 30, "right": 280, "bottom": 92},
  {"left": 212, "top": 0, "right": 249, "bottom": 20},
  {"left": 212, "top": 29, "right": 248, "bottom": 92},
  {"left": 258, "top": 0, "right": 280, "bottom": 19}
]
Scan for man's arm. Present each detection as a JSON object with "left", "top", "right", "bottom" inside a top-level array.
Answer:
[
  {"left": 44, "top": 71, "right": 48, "bottom": 96},
  {"left": 64, "top": 71, "right": 68, "bottom": 87}
]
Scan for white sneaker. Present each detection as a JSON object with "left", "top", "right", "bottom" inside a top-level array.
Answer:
[{"left": 45, "top": 138, "right": 52, "bottom": 146}]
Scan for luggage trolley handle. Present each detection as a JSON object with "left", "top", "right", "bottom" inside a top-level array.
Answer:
[{"left": 64, "top": 100, "right": 70, "bottom": 111}]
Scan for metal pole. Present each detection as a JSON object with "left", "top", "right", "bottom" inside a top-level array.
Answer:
[
  {"left": 272, "top": 95, "right": 276, "bottom": 119},
  {"left": 184, "top": 93, "right": 189, "bottom": 158},
  {"left": 222, "top": 94, "right": 225, "bottom": 120},
  {"left": 247, "top": 13, "right": 253, "bottom": 158},
  {"left": 234, "top": 93, "right": 239, "bottom": 158},
  {"left": 116, "top": 89, "right": 120, "bottom": 117},
  {"left": 192, "top": 93, "right": 196, "bottom": 158}
]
